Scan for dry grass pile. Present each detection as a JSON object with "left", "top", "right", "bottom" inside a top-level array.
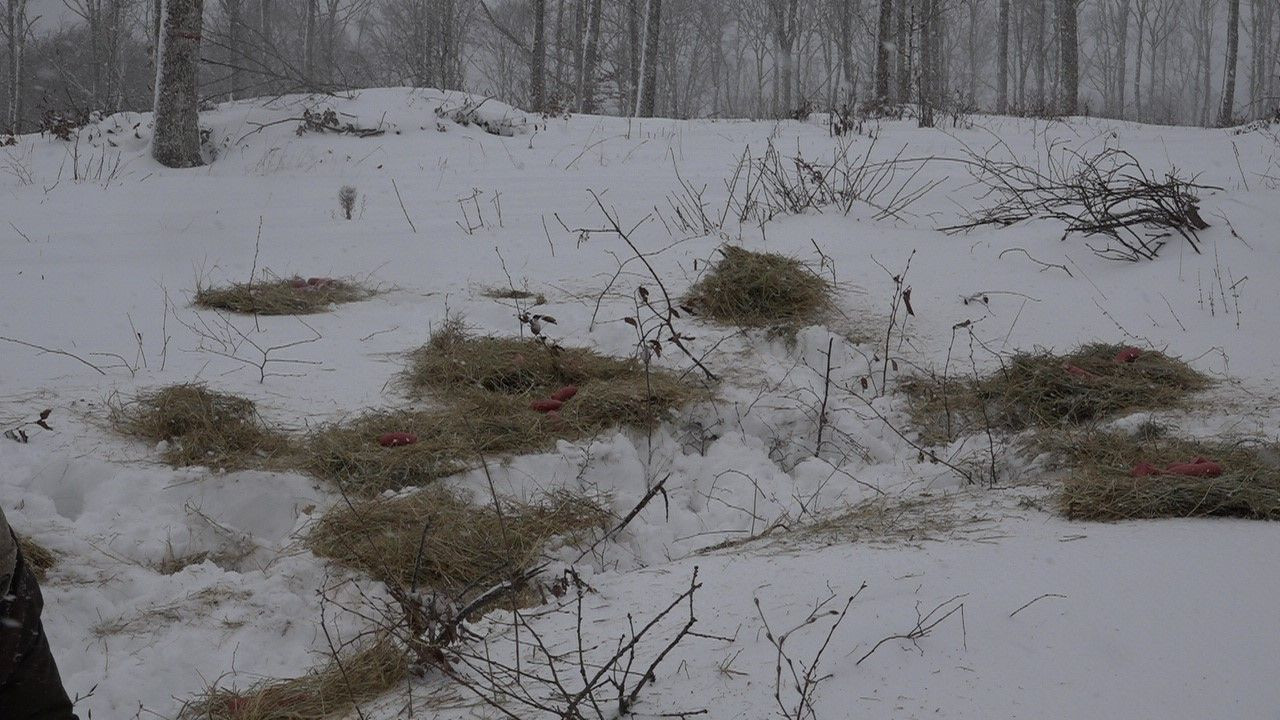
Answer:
[
  {"left": 685, "top": 246, "right": 833, "bottom": 327},
  {"left": 180, "top": 636, "right": 407, "bottom": 720},
  {"left": 308, "top": 487, "right": 609, "bottom": 598},
  {"left": 1043, "top": 429, "right": 1280, "bottom": 521},
  {"left": 902, "top": 343, "right": 1209, "bottom": 445},
  {"left": 306, "top": 406, "right": 550, "bottom": 491},
  {"left": 111, "top": 384, "right": 290, "bottom": 469},
  {"left": 308, "top": 322, "right": 703, "bottom": 493},
  {"left": 17, "top": 534, "right": 56, "bottom": 580},
  {"left": 195, "top": 274, "right": 374, "bottom": 315}
]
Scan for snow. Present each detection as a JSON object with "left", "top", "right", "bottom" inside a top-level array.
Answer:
[{"left": 1, "top": 87, "right": 1279, "bottom": 718}]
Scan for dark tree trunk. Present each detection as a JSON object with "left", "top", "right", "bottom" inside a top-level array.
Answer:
[
  {"left": 1057, "top": 0, "right": 1077, "bottom": 114},
  {"left": 919, "top": 0, "right": 934, "bottom": 126},
  {"left": 638, "top": 0, "right": 661, "bottom": 116},
  {"left": 152, "top": 0, "right": 204, "bottom": 168},
  {"left": 1221, "top": 0, "right": 1240, "bottom": 125},
  {"left": 895, "top": 0, "right": 910, "bottom": 101},
  {"left": 997, "top": 0, "right": 1009, "bottom": 112},
  {"left": 579, "top": 0, "right": 602, "bottom": 112},
  {"left": 836, "top": 0, "right": 855, "bottom": 102},
  {"left": 874, "top": 0, "right": 892, "bottom": 102},
  {"left": 5, "top": 0, "right": 27, "bottom": 131},
  {"left": 532, "top": 0, "right": 546, "bottom": 112},
  {"left": 627, "top": 0, "right": 640, "bottom": 114}
]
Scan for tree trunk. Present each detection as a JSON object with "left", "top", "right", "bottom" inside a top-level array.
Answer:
[
  {"left": 1057, "top": 0, "right": 1077, "bottom": 114},
  {"left": 919, "top": 0, "right": 934, "bottom": 125},
  {"left": 1132, "top": 4, "right": 1143, "bottom": 117},
  {"left": 627, "top": 0, "right": 640, "bottom": 114},
  {"left": 837, "top": 0, "right": 855, "bottom": 103},
  {"left": 258, "top": 0, "right": 273, "bottom": 92},
  {"left": 1221, "top": 0, "right": 1239, "bottom": 125},
  {"left": 532, "top": 0, "right": 546, "bottom": 112},
  {"left": 1115, "top": 0, "right": 1129, "bottom": 116},
  {"left": 895, "top": 0, "right": 910, "bottom": 101},
  {"left": 303, "top": 0, "right": 316, "bottom": 83},
  {"left": 5, "top": 0, "right": 27, "bottom": 131},
  {"left": 152, "top": 0, "right": 204, "bottom": 168},
  {"left": 874, "top": 0, "right": 892, "bottom": 102},
  {"left": 997, "top": 0, "right": 1009, "bottom": 112},
  {"left": 637, "top": 0, "right": 661, "bottom": 116},
  {"left": 224, "top": 0, "right": 245, "bottom": 99},
  {"left": 579, "top": 0, "right": 602, "bottom": 112},
  {"left": 1034, "top": 0, "right": 1047, "bottom": 112}
]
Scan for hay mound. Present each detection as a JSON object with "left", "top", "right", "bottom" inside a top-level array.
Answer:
[
  {"left": 180, "top": 636, "right": 407, "bottom": 720},
  {"left": 308, "top": 323, "right": 702, "bottom": 494},
  {"left": 408, "top": 320, "right": 652, "bottom": 398},
  {"left": 112, "top": 384, "right": 289, "bottom": 469},
  {"left": 308, "top": 487, "right": 609, "bottom": 597},
  {"left": 685, "top": 246, "right": 832, "bottom": 327},
  {"left": 195, "top": 274, "right": 374, "bottom": 315},
  {"left": 1043, "top": 430, "right": 1280, "bottom": 521},
  {"left": 306, "top": 405, "right": 547, "bottom": 492},
  {"left": 902, "top": 344, "right": 1209, "bottom": 444}
]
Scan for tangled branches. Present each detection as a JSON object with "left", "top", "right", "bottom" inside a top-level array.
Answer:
[
  {"left": 726, "top": 139, "right": 941, "bottom": 226},
  {"left": 946, "top": 146, "right": 1214, "bottom": 261}
]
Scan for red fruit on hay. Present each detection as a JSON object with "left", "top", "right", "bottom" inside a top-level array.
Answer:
[
  {"left": 1166, "top": 457, "right": 1223, "bottom": 477},
  {"left": 530, "top": 398, "right": 563, "bottom": 413},
  {"left": 307, "top": 277, "right": 335, "bottom": 287},
  {"left": 1114, "top": 347, "right": 1143, "bottom": 364},
  {"left": 1063, "top": 364, "right": 1092, "bottom": 379},
  {"left": 378, "top": 432, "right": 418, "bottom": 447},
  {"left": 550, "top": 385, "right": 578, "bottom": 402},
  {"left": 1130, "top": 462, "right": 1163, "bottom": 477},
  {"left": 288, "top": 277, "right": 308, "bottom": 289}
]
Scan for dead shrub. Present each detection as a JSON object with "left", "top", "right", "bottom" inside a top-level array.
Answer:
[
  {"left": 17, "top": 534, "right": 56, "bottom": 580},
  {"left": 179, "top": 635, "right": 407, "bottom": 720},
  {"left": 1040, "top": 429, "right": 1280, "bottom": 521},
  {"left": 685, "top": 246, "right": 832, "bottom": 327},
  {"left": 111, "top": 384, "right": 290, "bottom": 469},
  {"left": 195, "top": 274, "right": 375, "bottom": 315},
  {"left": 308, "top": 487, "right": 609, "bottom": 600},
  {"left": 902, "top": 343, "right": 1210, "bottom": 445}
]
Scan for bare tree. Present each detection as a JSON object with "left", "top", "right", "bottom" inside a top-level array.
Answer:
[
  {"left": 997, "top": 0, "right": 1008, "bottom": 112},
  {"left": 579, "top": 0, "right": 602, "bottom": 112},
  {"left": 152, "top": 0, "right": 203, "bottom": 167},
  {"left": 874, "top": 0, "right": 892, "bottom": 101},
  {"left": 3, "top": 0, "right": 31, "bottom": 130},
  {"left": 637, "top": 0, "right": 661, "bottom": 116},
  {"left": 770, "top": 0, "right": 800, "bottom": 114},
  {"left": 1220, "top": 0, "right": 1239, "bottom": 124},
  {"left": 1057, "top": 0, "right": 1078, "bottom": 114}
]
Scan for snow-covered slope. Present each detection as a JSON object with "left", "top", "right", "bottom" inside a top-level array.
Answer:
[{"left": 2, "top": 88, "right": 1278, "bottom": 718}]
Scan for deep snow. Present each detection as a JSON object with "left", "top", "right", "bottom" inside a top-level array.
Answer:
[{"left": 1, "top": 88, "right": 1279, "bottom": 718}]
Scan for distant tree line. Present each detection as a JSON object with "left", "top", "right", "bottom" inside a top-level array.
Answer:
[{"left": 2, "top": 0, "right": 1275, "bottom": 140}]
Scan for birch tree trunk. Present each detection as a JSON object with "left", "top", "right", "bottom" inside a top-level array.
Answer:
[
  {"left": 5, "top": 0, "right": 27, "bottom": 131},
  {"left": 152, "top": 0, "right": 204, "bottom": 168}
]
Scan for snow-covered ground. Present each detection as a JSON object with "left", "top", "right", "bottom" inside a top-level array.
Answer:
[{"left": 2, "top": 88, "right": 1279, "bottom": 718}]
